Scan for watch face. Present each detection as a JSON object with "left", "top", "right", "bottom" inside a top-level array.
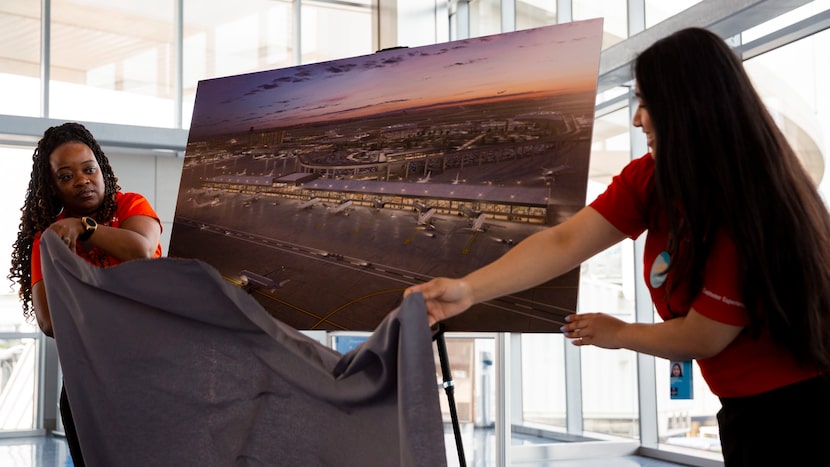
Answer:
[{"left": 84, "top": 217, "right": 97, "bottom": 228}]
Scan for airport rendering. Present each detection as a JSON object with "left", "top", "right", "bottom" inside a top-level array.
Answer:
[{"left": 169, "top": 23, "right": 601, "bottom": 332}]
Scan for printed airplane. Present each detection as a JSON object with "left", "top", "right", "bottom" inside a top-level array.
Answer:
[
  {"left": 541, "top": 164, "right": 570, "bottom": 181},
  {"left": 186, "top": 187, "right": 208, "bottom": 196},
  {"left": 239, "top": 269, "right": 289, "bottom": 293},
  {"left": 242, "top": 192, "right": 261, "bottom": 207},
  {"left": 327, "top": 199, "right": 354, "bottom": 215},
  {"left": 413, "top": 200, "right": 430, "bottom": 213},
  {"left": 491, "top": 237, "right": 515, "bottom": 246},
  {"left": 455, "top": 133, "right": 486, "bottom": 151},
  {"left": 416, "top": 207, "right": 437, "bottom": 229},
  {"left": 298, "top": 197, "right": 322, "bottom": 210},
  {"left": 459, "top": 206, "right": 498, "bottom": 233},
  {"left": 412, "top": 201, "right": 442, "bottom": 230},
  {"left": 458, "top": 205, "right": 481, "bottom": 219},
  {"left": 192, "top": 197, "right": 221, "bottom": 208},
  {"left": 416, "top": 171, "right": 432, "bottom": 183},
  {"left": 467, "top": 212, "right": 488, "bottom": 232}
]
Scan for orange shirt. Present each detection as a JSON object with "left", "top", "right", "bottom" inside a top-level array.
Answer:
[{"left": 31, "top": 192, "right": 163, "bottom": 286}]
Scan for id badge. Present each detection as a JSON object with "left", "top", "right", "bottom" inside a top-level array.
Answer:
[{"left": 669, "top": 360, "right": 693, "bottom": 399}]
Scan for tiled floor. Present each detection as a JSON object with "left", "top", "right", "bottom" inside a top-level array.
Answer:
[
  {"left": 0, "top": 435, "right": 73, "bottom": 467},
  {"left": 0, "top": 429, "right": 693, "bottom": 467}
]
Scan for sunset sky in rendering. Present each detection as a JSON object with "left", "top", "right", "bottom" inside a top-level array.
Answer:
[{"left": 187, "top": 19, "right": 603, "bottom": 139}]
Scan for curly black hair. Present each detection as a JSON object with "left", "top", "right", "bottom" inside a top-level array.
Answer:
[{"left": 8, "top": 122, "right": 121, "bottom": 321}]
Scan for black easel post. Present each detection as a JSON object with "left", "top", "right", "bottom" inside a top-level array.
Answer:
[{"left": 433, "top": 324, "right": 467, "bottom": 467}]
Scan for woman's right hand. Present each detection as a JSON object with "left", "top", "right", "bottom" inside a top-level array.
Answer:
[
  {"left": 404, "top": 277, "right": 475, "bottom": 326},
  {"left": 45, "top": 218, "right": 84, "bottom": 250}
]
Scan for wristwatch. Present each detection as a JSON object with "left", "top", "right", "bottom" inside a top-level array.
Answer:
[{"left": 78, "top": 216, "right": 98, "bottom": 241}]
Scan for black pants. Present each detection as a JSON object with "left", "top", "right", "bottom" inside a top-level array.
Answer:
[
  {"left": 717, "top": 373, "right": 830, "bottom": 466},
  {"left": 60, "top": 384, "right": 85, "bottom": 467}
]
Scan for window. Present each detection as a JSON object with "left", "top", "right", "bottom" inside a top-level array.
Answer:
[
  {"left": 0, "top": 146, "right": 44, "bottom": 434},
  {"left": 517, "top": 0, "right": 556, "bottom": 32},
  {"left": 573, "top": 0, "right": 627, "bottom": 48},
  {"left": 49, "top": 0, "right": 176, "bottom": 126},
  {"left": 0, "top": 0, "right": 42, "bottom": 117}
]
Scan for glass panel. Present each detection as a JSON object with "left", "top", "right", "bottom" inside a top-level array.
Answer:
[
  {"left": 589, "top": 107, "right": 633, "bottom": 186},
  {"left": 579, "top": 242, "right": 639, "bottom": 439},
  {"left": 521, "top": 333, "right": 566, "bottom": 431},
  {"left": 521, "top": 108, "right": 637, "bottom": 437},
  {"left": 0, "top": 338, "right": 38, "bottom": 432},
  {"left": 434, "top": 335, "right": 495, "bottom": 464},
  {"left": 49, "top": 0, "right": 176, "bottom": 127},
  {"left": 397, "top": 0, "right": 444, "bottom": 49},
  {"left": 0, "top": 1, "right": 41, "bottom": 117},
  {"left": 573, "top": 0, "right": 627, "bottom": 49},
  {"left": 655, "top": 355, "right": 723, "bottom": 454},
  {"left": 301, "top": 1, "right": 373, "bottom": 65},
  {"left": 645, "top": 0, "right": 700, "bottom": 28},
  {"left": 742, "top": 0, "right": 830, "bottom": 43},
  {"left": 580, "top": 107, "right": 639, "bottom": 438},
  {"left": 436, "top": 337, "right": 478, "bottom": 425},
  {"left": 182, "top": 0, "right": 296, "bottom": 129},
  {"left": 517, "top": 0, "right": 556, "bottom": 32},
  {"left": 0, "top": 146, "right": 43, "bottom": 435},
  {"left": 449, "top": 9, "right": 458, "bottom": 42},
  {"left": 473, "top": 337, "right": 496, "bottom": 429},
  {"left": 1, "top": 146, "right": 41, "bottom": 334},
  {"left": 744, "top": 29, "right": 828, "bottom": 199},
  {"left": 469, "top": 0, "right": 501, "bottom": 38}
]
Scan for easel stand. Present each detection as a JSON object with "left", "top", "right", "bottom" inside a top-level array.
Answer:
[{"left": 433, "top": 324, "right": 467, "bottom": 467}]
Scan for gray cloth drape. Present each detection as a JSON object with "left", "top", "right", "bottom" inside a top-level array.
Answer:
[{"left": 40, "top": 230, "right": 447, "bottom": 467}]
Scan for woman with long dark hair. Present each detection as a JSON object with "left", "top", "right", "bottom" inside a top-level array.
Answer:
[{"left": 406, "top": 28, "right": 830, "bottom": 465}]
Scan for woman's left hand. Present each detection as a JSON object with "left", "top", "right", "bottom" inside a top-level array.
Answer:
[{"left": 561, "top": 312, "right": 627, "bottom": 349}]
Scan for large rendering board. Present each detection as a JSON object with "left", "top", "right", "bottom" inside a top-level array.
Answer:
[{"left": 170, "top": 19, "right": 604, "bottom": 332}]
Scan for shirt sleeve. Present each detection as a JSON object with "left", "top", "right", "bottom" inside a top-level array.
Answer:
[
  {"left": 116, "top": 192, "right": 164, "bottom": 258},
  {"left": 117, "top": 192, "right": 161, "bottom": 227},
  {"left": 589, "top": 154, "right": 654, "bottom": 239},
  {"left": 691, "top": 230, "right": 751, "bottom": 326},
  {"left": 31, "top": 233, "right": 43, "bottom": 286}
]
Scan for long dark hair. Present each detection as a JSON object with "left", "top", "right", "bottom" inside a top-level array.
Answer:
[
  {"left": 8, "top": 122, "right": 121, "bottom": 321},
  {"left": 635, "top": 27, "right": 830, "bottom": 370}
]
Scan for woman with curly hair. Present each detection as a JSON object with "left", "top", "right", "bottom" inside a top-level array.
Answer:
[{"left": 8, "top": 121, "right": 163, "bottom": 466}]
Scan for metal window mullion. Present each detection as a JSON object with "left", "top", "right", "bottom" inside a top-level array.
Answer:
[
  {"left": 557, "top": 0, "right": 571, "bottom": 23},
  {"left": 501, "top": 0, "right": 515, "bottom": 32},
  {"left": 295, "top": 0, "right": 302, "bottom": 65},
  {"left": 738, "top": 9, "right": 830, "bottom": 60},
  {"left": 41, "top": 0, "right": 50, "bottom": 118},
  {"left": 496, "top": 332, "right": 512, "bottom": 466},
  {"left": 628, "top": 0, "right": 645, "bottom": 37},
  {"left": 456, "top": 0, "right": 470, "bottom": 39},
  {"left": 628, "top": 88, "right": 659, "bottom": 447},
  {"left": 175, "top": 0, "right": 183, "bottom": 129},
  {"left": 564, "top": 319, "right": 583, "bottom": 434}
]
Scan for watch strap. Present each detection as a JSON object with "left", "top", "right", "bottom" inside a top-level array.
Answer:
[{"left": 78, "top": 216, "right": 98, "bottom": 241}]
